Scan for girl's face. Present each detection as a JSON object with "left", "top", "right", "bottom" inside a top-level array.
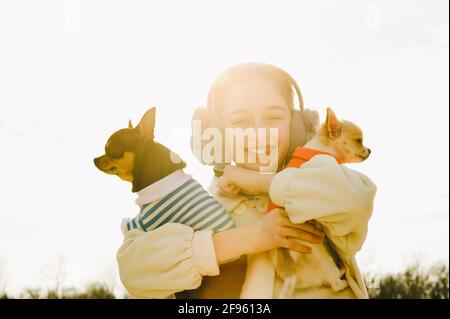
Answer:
[{"left": 217, "top": 76, "right": 291, "bottom": 171}]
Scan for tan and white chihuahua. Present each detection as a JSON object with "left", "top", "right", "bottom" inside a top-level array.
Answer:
[
  {"left": 302, "top": 107, "right": 371, "bottom": 163},
  {"left": 218, "top": 107, "right": 371, "bottom": 297},
  {"left": 273, "top": 107, "right": 371, "bottom": 298}
]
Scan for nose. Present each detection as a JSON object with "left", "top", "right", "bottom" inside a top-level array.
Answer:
[
  {"left": 94, "top": 157, "right": 100, "bottom": 168},
  {"left": 367, "top": 148, "right": 371, "bottom": 155}
]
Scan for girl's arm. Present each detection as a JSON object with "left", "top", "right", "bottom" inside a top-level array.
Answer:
[
  {"left": 217, "top": 165, "right": 274, "bottom": 198},
  {"left": 213, "top": 209, "right": 324, "bottom": 263},
  {"left": 117, "top": 213, "right": 324, "bottom": 298},
  {"left": 269, "top": 155, "right": 376, "bottom": 254},
  {"left": 220, "top": 156, "right": 377, "bottom": 255},
  {"left": 116, "top": 223, "right": 216, "bottom": 299}
]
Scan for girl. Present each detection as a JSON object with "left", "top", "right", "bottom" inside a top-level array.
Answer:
[{"left": 116, "top": 63, "right": 376, "bottom": 298}]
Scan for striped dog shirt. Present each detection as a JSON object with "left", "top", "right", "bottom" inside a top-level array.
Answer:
[{"left": 126, "top": 174, "right": 235, "bottom": 233}]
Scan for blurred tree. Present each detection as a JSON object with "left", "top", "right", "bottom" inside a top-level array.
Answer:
[
  {"left": 66, "top": 283, "right": 115, "bottom": 299},
  {"left": 0, "top": 259, "right": 7, "bottom": 299},
  {"left": 21, "top": 288, "right": 41, "bottom": 299},
  {"left": 41, "top": 254, "right": 69, "bottom": 297},
  {"left": 367, "top": 263, "right": 449, "bottom": 299}
]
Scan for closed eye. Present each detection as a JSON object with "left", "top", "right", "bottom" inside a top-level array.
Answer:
[
  {"left": 230, "top": 117, "right": 252, "bottom": 126},
  {"left": 265, "top": 115, "right": 284, "bottom": 121},
  {"left": 355, "top": 138, "right": 363, "bottom": 144},
  {"left": 106, "top": 144, "right": 124, "bottom": 159}
]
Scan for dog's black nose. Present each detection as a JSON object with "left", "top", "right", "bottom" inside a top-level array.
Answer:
[
  {"left": 367, "top": 148, "right": 371, "bottom": 155},
  {"left": 94, "top": 157, "right": 100, "bottom": 168}
]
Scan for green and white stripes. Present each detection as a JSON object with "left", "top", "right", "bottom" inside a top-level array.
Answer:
[{"left": 127, "top": 179, "right": 235, "bottom": 233}]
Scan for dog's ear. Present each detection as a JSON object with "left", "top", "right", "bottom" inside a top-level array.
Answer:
[
  {"left": 136, "top": 107, "right": 156, "bottom": 141},
  {"left": 128, "top": 120, "right": 133, "bottom": 129},
  {"left": 325, "top": 107, "right": 342, "bottom": 139}
]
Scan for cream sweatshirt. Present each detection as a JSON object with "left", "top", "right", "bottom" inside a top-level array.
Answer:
[{"left": 116, "top": 155, "right": 377, "bottom": 299}]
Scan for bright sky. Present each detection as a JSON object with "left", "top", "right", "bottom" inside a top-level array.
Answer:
[{"left": 0, "top": 0, "right": 448, "bottom": 296}]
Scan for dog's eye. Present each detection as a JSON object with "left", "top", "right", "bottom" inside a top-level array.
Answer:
[
  {"left": 106, "top": 145, "right": 124, "bottom": 159},
  {"left": 355, "top": 138, "right": 363, "bottom": 144}
]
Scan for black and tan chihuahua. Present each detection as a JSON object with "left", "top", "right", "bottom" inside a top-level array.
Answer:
[
  {"left": 94, "top": 107, "right": 246, "bottom": 298},
  {"left": 93, "top": 107, "right": 245, "bottom": 298},
  {"left": 93, "top": 107, "right": 186, "bottom": 192}
]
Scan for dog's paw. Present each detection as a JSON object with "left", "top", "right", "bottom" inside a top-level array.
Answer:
[
  {"left": 278, "top": 276, "right": 296, "bottom": 299},
  {"left": 330, "top": 278, "right": 348, "bottom": 292}
]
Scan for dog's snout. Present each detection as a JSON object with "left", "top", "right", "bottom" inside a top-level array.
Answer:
[{"left": 94, "top": 157, "right": 101, "bottom": 168}]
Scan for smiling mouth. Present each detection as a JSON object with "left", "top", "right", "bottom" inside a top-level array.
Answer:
[{"left": 245, "top": 146, "right": 274, "bottom": 156}]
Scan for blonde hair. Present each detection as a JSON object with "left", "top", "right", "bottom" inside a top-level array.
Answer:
[
  {"left": 206, "top": 62, "right": 304, "bottom": 115},
  {"left": 191, "top": 62, "right": 319, "bottom": 168}
]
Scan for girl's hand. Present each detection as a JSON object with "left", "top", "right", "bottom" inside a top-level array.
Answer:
[
  {"left": 217, "top": 167, "right": 241, "bottom": 198},
  {"left": 213, "top": 209, "right": 324, "bottom": 264},
  {"left": 244, "top": 209, "right": 325, "bottom": 254},
  {"left": 218, "top": 165, "right": 274, "bottom": 197}
]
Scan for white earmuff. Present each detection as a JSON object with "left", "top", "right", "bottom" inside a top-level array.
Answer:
[{"left": 286, "top": 74, "right": 320, "bottom": 161}]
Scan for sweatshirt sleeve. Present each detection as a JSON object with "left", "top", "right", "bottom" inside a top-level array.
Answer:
[
  {"left": 116, "top": 223, "right": 220, "bottom": 299},
  {"left": 207, "top": 176, "right": 248, "bottom": 213},
  {"left": 269, "top": 154, "right": 377, "bottom": 256}
]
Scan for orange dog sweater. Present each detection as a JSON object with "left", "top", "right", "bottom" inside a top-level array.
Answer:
[{"left": 267, "top": 147, "right": 343, "bottom": 211}]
